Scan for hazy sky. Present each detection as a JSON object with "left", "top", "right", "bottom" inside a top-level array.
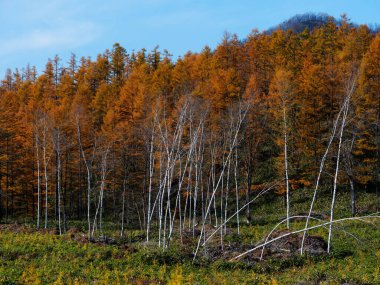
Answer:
[{"left": 0, "top": 0, "right": 379, "bottom": 77}]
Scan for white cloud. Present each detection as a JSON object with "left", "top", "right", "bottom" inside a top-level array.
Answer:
[
  {"left": 0, "top": 21, "right": 100, "bottom": 56},
  {"left": 0, "top": 0, "right": 102, "bottom": 56}
]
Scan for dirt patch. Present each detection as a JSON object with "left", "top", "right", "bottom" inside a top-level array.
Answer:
[
  {"left": 71, "top": 233, "right": 88, "bottom": 243},
  {"left": 200, "top": 229, "right": 327, "bottom": 263},
  {"left": 180, "top": 224, "right": 232, "bottom": 244},
  {"left": 66, "top": 227, "right": 80, "bottom": 235},
  {"left": 265, "top": 230, "right": 327, "bottom": 257},
  {"left": 62, "top": 227, "right": 90, "bottom": 243},
  {"left": 233, "top": 230, "right": 327, "bottom": 262},
  {"left": 0, "top": 223, "right": 36, "bottom": 234},
  {"left": 202, "top": 243, "right": 255, "bottom": 262},
  {"left": 91, "top": 236, "right": 116, "bottom": 245},
  {"left": 120, "top": 244, "right": 139, "bottom": 253},
  {"left": 64, "top": 228, "right": 116, "bottom": 245}
]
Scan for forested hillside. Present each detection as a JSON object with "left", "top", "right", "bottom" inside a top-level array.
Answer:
[{"left": 0, "top": 14, "right": 379, "bottom": 261}]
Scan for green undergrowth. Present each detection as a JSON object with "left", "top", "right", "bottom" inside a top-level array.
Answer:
[{"left": 0, "top": 190, "right": 379, "bottom": 284}]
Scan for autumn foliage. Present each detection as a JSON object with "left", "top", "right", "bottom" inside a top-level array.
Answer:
[{"left": 0, "top": 15, "right": 379, "bottom": 230}]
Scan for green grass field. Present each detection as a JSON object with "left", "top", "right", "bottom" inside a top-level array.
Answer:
[{"left": 0, "top": 190, "right": 379, "bottom": 284}]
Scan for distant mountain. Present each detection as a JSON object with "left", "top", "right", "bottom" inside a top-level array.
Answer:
[
  {"left": 265, "top": 13, "right": 379, "bottom": 34},
  {"left": 266, "top": 13, "right": 335, "bottom": 34}
]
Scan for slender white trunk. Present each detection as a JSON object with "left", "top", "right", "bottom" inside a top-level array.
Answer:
[
  {"left": 327, "top": 101, "right": 349, "bottom": 253},
  {"left": 194, "top": 102, "right": 249, "bottom": 259},
  {"left": 121, "top": 171, "right": 127, "bottom": 237},
  {"left": 202, "top": 182, "right": 278, "bottom": 247},
  {"left": 157, "top": 101, "right": 188, "bottom": 247},
  {"left": 35, "top": 126, "right": 41, "bottom": 229},
  {"left": 301, "top": 78, "right": 355, "bottom": 254},
  {"left": 183, "top": 154, "right": 194, "bottom": 228},
  {"left": 300, "top": 97, "right": 348, "bottom": 254},
  {"left": 146, "top": 117, "right": 156, "bottom": 241},
  {"left": 86, "top": 165, "right": 91, "bottom": 239},
  {"left": 92, "top": 145, "right": 109, "bottom": 237},
  {"left": 192, "top": 124, "right": 204, "bottom": 235},
  {"left": 234, "top": 147, "right": 240, "bottom": 235},
  {"left": 224, "top": 153, "right": 231, "bottom": 235},
  {"left": 283, "top": 104, "right": 290, "bottom": 229},
  {"left": 76, "top": 117, "right": 93, "bottom": 240},
  {"left": 56, "top": 130, "right": 62, "bottom": 235},
  {"left": 43, "top": 124, "right": 49, "bottom": 229},
  {"left": 99, "top": 148, "right": 109, "bottom": 235}
]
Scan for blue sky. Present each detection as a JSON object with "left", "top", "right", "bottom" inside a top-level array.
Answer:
[{"left": 0, "top": 0, "right": 379, "bottom": 77}]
